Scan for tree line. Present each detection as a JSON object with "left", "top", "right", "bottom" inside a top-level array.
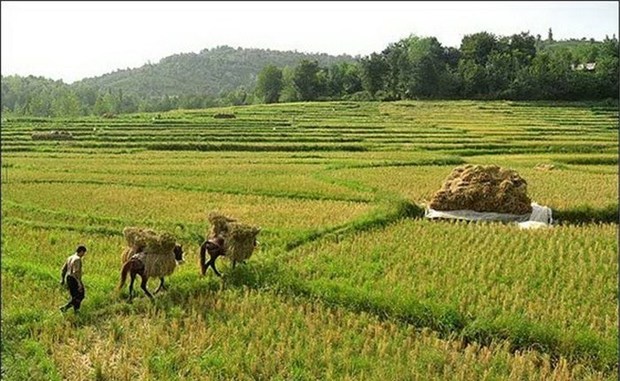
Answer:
[
  {"left": 1, "top": 30, "right": 618, "bottom": 117},
  {"left": 256, "top": 31, "right": 618, "bottom": 103}
]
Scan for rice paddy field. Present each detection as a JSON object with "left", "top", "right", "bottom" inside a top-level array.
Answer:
[{"left": 1, "top": 100, "right": 618, "bottom": 380}]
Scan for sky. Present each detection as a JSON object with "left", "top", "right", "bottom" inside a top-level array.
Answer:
[{"left": 2, "top": 1, "right": 618, "bottom": 84}]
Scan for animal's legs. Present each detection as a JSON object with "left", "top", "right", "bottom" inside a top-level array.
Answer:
[
  {"left": 154, "top": 277, "right": 167, "bottom": 293},
  {"left": 207, "top": 258, "right": 222, "bottom": 277},
  {"left": 128, "top": 273, "right": 136, "bottom": 303},
  {"left": 141, "top": 276, "right": 154, "bottom": 300}
]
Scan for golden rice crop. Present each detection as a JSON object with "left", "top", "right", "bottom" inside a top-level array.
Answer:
[
  {"left": 287, "top": 219, "right": 618, "bottom": 339},
  {"left": 42, "top": 289, "right": 613, "bottom": 380},
  {"left": 1, "top": 100, "right": 617, "bottom": 379},
  {"left": 3, "top": 182, "right": 373, "bottom": 231}
]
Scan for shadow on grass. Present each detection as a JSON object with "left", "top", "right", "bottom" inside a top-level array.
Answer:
[{"left": 554, "top": 203, "right": 618, "bottom": 225}]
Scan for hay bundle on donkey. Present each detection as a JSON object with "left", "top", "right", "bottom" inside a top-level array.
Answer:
[
  {"left": 119, "top": 227, "right": 184, "bottom": 302},
  {"left": 121, "top": 226, "right": 156, "bottom": 262},
  {"left": 121, "top": 226, "right": 178, "bottom": 277},
  {"left": 207, "top": 212, "right": 237, "bottom": 237},
  {"left": 428, "top": 164, "right": 532, "bottom": 215},
  {"left": 225, "top": 223, "right": 262, "bottom": 264},
  {"left": 202, "top": 212, "right": 261, "bottom": 274}
]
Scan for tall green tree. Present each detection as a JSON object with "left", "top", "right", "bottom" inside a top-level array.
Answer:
[
  {"left": 51, "top": 88, "right": 81, "bottom": 116},
  {"left": 381, "top": 41, "right": 410, "bottom": 99},
  {"left": 594, "top": 36, "right": 619, "bottom": 98},
  {"left": 229, "top": 87, "right": 249, "bottom": 106},
  {"left": 485, "top": 51, "right": 514, "bottom": 97},
  {"left": 328, "top": 62, "right": 362, "bottom": 97},
  {"left": 458, "top": 32, "right": 502, "bottom": 97},
  {"left": 293, "top": 60, "right": 324, "bottom": 101},
  {"left": 508, "top": 32, "right": 537, "bottom": 68},
  {"left": 279, "top": 66, "right": 298, "bottom": 103},
  {"left": 403, "top": 36, "right": 448, "bottom": 98},
  {"left": 359, "top": 53, "right": 388, "bottom": 97},
  {"left": 460, "top": 32, "right": 499, "bottom": 66},
  {"left": 256, "top": 65, "right": 283, "bottom": 103},
  {"left": 458, "top": 59, "right": 487, "bottom": 97},
  {"left": 93, "top": 91, "right": 115, "bottom": 115}
]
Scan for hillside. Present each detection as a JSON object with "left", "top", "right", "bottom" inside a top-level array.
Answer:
[
  {"left": 74, "top": 45, "right": 357, "bottom": 97},
  {"left": 2, "top": 35, "right": 616, "bottom": 118},
  {"left": 537, "top": 38, "right": 613, "bottom": 62}
]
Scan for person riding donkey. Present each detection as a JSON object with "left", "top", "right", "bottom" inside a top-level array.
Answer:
[{"left": 60, "top": 245, "right": 87, "bottom": 313}]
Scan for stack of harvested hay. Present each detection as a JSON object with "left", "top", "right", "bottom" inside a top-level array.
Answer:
[
  {"left": 213, "top": 112, "right": 236, "bottom": 119},
  {"left": 31, "top": 130, "right": 73, "bottom": 140},
  {"left": 207, "top": 212, "right": 260, "bottom": 264},
  {"left": 123, "top": 226, "right": 176, "bottom": 255},
  {"left": 122, "top": 226, "right": 178, "bottom": 277},
  {"left": 428, "top": 164, "right": 532, "bottom": 215},
  {"left": 207, "top": 212, "right": 237, "bottom": 237},
  {"left": 535, "top": 163, "right": 555, "bottom": 171},
  {"left": 225, "top": 224, "right": 262, "bottom": 263}
]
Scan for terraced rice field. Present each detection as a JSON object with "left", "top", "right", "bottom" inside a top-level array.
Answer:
[{"left": 1, "top": 100, "right": 618, "bottom": 380}]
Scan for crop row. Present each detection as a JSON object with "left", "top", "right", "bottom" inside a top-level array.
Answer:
[
  {"left": 2, "top": 273, "right": 610, "bottom": 380},
  {"left": 1, "top": 100, "right": 617, "bottom": 379},
  {"left": 2, "top": 150, "right": 617, "bottom": 213},
  {"left": 2, "top": 223, "right": 616, "bottom": 380},
  {"left": 2, "top": 207, "right": 617, "bottom": 376}
]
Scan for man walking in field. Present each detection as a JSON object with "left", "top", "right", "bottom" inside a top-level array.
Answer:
[{"left": 60, "top": 245, "right": 87, "bottom": 313}]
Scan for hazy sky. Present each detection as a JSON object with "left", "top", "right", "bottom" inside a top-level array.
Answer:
[{"left": 2, "top": 1, "right": 618, "bottom": 84}]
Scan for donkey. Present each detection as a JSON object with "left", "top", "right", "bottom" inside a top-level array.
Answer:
[
  {"left": 199, "top": 236, "right": 226, "bottom": 277},
  {"left": 118, "top": 244, "right": 184, "bottom": 302},
  {"left": 199, "top": 233, "right": 259, "bottom": 276}
]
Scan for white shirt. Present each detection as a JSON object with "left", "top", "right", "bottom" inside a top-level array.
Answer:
[{"left": 64, "top": 253, "right": 83, "bottom": 281}]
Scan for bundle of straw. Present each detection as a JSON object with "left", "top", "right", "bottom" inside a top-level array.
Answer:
[
  {"left": 123, "top": 226, "right": 176, "bottom": 255},
  {"left": 207, "top": 212, "right": 237, "bottom": 237},
  {"left": 206, "top": 212, "right": 260, "bottom": 262},
  {"left": 121, "top": 227, "right": 178, "bottom": 277},
  {"left": 143, "top": 252, "right": 177, "bottom": 278},
  {"left": 225, "top": 223, "right": 261, "bottom": 262},
  {"left": 428, "top": 165, "right": 532, "bottom": 215},
  {"left": 31, "top": 130, "right": 74, "bottom": 140}
]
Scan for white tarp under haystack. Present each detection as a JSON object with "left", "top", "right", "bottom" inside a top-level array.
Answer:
[{"left": 425, "top": 202, "right": 553, "bottom": 229}]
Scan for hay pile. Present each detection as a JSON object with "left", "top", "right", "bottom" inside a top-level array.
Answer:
[
  {"left": 123, "top": 227, "right": 176, "bottom": 254},
  {"left": 428, "top": 164, "right": 532, "bottom": 215},
  {"left": 120, "top": 246, "right": 135, "bottom": 263},
  {"left": 31, "top": 130, "right": 73, "bottom": 140},
  {"left": 213, "top": 113, "right": 236, "bottom": 119},
  {"left": 207, "top": 212, "right": 260, "bottom": 263},
  {"left": 225, "top": 224, "right": 261, "bottom": 262},
  {"left": 535, "top": 163, "right": 555, "bottom": 171},
  {"left": 122, "top": 227, "right": 178, "bottom": 277},
  {"left": 207, "top": 212, "right": 237, "bottom": 237}
]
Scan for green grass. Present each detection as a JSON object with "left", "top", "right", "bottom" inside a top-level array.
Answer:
[{"left": 1, "top": 100, "right": 617, "bottom": 380}]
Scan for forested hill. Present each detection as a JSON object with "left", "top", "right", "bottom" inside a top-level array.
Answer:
[
  {"left": 74, "top": 45, "right": 357, "bottom": 97},
  {"left": 2, "top": 32, "right": 617, "bottom": 117}
]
